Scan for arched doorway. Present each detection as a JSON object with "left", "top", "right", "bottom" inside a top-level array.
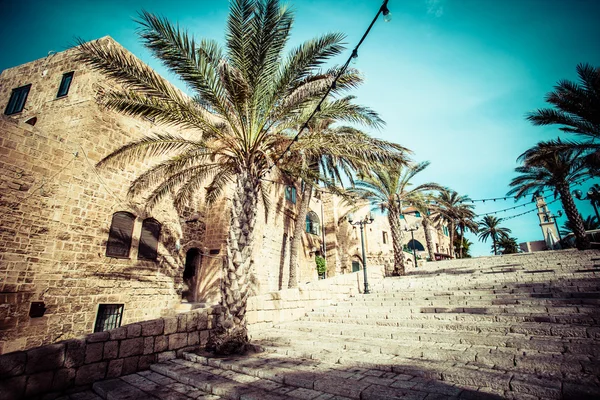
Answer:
[{"left": 183, "top": 248, "right": 201, "bottom": 302}]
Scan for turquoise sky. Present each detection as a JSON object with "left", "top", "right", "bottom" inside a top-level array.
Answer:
[{"left": 2, "top": 0, "right": 599, "bottom": 256}]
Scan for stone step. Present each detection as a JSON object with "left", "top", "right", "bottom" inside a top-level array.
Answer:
[
  {"left": 332, "top": 297, "right": 600, "bottom": 307},
  {"left": 252, "top": 337, "right": 600, "bottom": 393},
  {"left": 176, "top": 302, "right": 209, "bottom": 313},
  {"left": 257, "top": 320, "right": 600, "bottom": 355},
  {"left": 92, "top": 369, "right": 220, "bottom": 399},
  {"left": 307, "top": 310, "right": 600, "bottom": 325},
  {"left": 298, "top": 314, "right": 600, "bottom": 339},
  {"left": 180, "top": 351, "right": 523, "bottom": 399}
]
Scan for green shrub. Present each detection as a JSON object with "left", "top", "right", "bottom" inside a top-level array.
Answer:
[{"left": 315, "top": 255, "right": 327, "bottom": 276}]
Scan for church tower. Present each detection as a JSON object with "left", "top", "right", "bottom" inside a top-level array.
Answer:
[{"left": 535, "top": 193, "right": 560, "bottom": 249}]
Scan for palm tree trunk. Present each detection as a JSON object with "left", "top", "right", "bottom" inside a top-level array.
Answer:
[
  {"left": 389, "top": 208, "right": 405, "bottom": 275},
  {"left": 288, "top": 181, "right": 312, "bottom": 288},
  {"left": 557, "top": 181, "right": 590, "bottom": 250},
  {"left": 492, "top": 234, "right": 497, "bottom": 255},
  {"left": 458, "top": 226, "right": 465, "bottom": 258},
  {"left": 449, "top": 222, "right": 456, "bottom": 258},
  {"left": 422, "top": 218, "right": 435, "bottom": 261},
  {"left": 216, "top": 168, "right": 258, "bottom": 354}
]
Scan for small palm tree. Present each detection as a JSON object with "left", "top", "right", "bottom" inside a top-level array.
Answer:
[
  {"left": 430, "top": 189, "right": 474, "bottom": 258},
  {"left": 561, "top": 214, "right": 600, "bottom": 236},
  {"left": 347, "top": 162, "right": 442, "bottom": 275},
  {"left": 508, "top": 143, "right": 590, "bottom": 250},
  {"left": 497, "top": 236, "right": 519, "bottom": 254},
  {"left": 453, "top": 236, "right": 473, "bottom": 258},
  {"left": 478, "top": 215, "right": 511, "bottom": 255},
  {"left": 76, "top": 1, "right": 381, "bottom": 353},
  {"left": 455, "top": 209, "right": 478, "bottom": 259}
]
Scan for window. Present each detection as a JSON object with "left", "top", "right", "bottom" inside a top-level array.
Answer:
[
  {"left": 443, "top": 226, "right": 449, "bottom": 236},
  {"left": 5, "top": 84, "right": 31, "bottom": 115},
  {"left": 382, "top": 231, "right": 388, "bottom": 244},
  {"left": 106, "top": 212, "right": 135, "bottom": 258},
  {"left": 138, "top": 218, "right": 161, "bottom": 260},
  {"left": 285, "top": 186, "right": 297, "bottom": 204},
  {"left": 57, "top": 71, "right": 74, "bottom": 98},
  {"left": 400, "top": 214, "right": 405, "bottom": 219},
  {"left": 352, "top": 261, "right": 361, "bottom": 272},
  {"left": 415, "top": 211, "right": 421, "bottom": 218},
  {"left": 306, "top": 211, "right": 320, "bottom": 235},
  {"left": 94, "top": 304, "right": 124, "bottom": 332}
]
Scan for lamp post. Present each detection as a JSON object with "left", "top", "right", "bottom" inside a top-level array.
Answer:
[
  {"left": 404, "top": 225, "right": 419, "bottom": 269},
  {"left": 573, "top": 188, "right": 600, "bottom": 222},
  {"left": 348, "top": 212, "right": 375, "bottom": 294}
]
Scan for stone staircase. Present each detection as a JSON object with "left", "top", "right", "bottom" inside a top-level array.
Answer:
[{"left": 61, "top": 250, "right": 600, "bottom": 400}]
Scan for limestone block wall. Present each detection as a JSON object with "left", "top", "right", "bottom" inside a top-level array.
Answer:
[
  {"left": 0, "top": 40, "right": 206, "bottom": 354},
  {"left": 247, "top": 263, "right": 385, "bottom": 331},
  {"left": 0, "top": 307, "right": 222, "bottom": 400}
]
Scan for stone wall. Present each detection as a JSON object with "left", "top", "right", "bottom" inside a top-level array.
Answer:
[
  {"left": 0, "top": 39, "right": 204, "bottom": 354},
  {"left": 0, "top": 307, "right": 222, "bottom": 400}
]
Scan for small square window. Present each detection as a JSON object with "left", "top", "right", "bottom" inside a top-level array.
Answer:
[
  {"left": 285, "top": 186, "right": 297, "bottom": 204},
  {"left": 57, "top": 72, "right": 74, "bottom": 98},
  {"left": 5, "top": 84, "right": 31, "bottom": 115},
  {"left": 94, "top": 304, "right": 124, "bottom": 332}
]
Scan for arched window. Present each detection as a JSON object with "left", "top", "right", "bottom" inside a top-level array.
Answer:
[
  {"left": 106, "top": 212, "right": 135, "bottom": 258},
  {"left": 285, "top": 186, "right": 297, "bottom": 204},
  {"left": 138, "top": 218, "right": 161, "bottom": 260},
  {"left": 407, "top": 239, "right": 425, "bottom": 252},
  {"left": 306, "top": 211, "right": 320, "bottom": 235}
]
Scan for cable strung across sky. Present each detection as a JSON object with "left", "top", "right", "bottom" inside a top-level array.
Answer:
[{"left": 263, "top": 0, "right": 391, "bottom": 177}]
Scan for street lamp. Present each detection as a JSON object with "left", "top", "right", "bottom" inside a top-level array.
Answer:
[
  {"left": 573, "top": 188, "right": 600, "bottom": 221},
  {"left": 404, "top": 224, "right": 419, "bottom": 269},
  {"left": 348, "top": 212, "right": 375, "bottom": 294}
]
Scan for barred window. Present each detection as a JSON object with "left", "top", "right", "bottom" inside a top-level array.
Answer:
[
  {"left": 106, "top": 212, "right": 135, "bottom": 258},
  {"left": 138, "top": 218, "right": 161, "bottom": 260},
  {"left": 94, "top": 304, "right": 124, "bottom": 332},
  {"left": 285, "top": 186, "right": 296, "bottom": 204}
]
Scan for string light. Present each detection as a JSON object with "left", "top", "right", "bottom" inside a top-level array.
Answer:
[{"left": 264, "top": 0, "right": 391, "bottom": 176}]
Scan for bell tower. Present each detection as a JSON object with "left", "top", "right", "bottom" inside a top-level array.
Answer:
[{"left": 534, "top": 193, "right": 560, "bottom": 249}]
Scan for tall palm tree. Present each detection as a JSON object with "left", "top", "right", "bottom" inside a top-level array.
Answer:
[
  {"left": 347, "top": 162, "right": 442, "bottom": 275},
  {"left": 478, "top": 215, "right": 511, "bottom": 255},
  {"left": 76, "top": 1, "right": 382, "bottom": 353},
  {"left": 561, "top": 214, "right": 600, "bottom": 236},
  {"left": 455, "top": 208, "right": 478, "bottom": 259},
  {"left": 430, "top": 189, "right": 474, "bottom": 258},
  {"left": 285, "top": 107, "right": 408, "bottom": 288},
  {"left": 524, "top": 64, "right": 600, "bottom": 171},
  {"left": 508, "top": 143, "right": 590, "bottom": 250}
]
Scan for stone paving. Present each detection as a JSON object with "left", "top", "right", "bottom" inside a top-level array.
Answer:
[{"left": 71, "top": 250, "right": 600, "bottom": 399}]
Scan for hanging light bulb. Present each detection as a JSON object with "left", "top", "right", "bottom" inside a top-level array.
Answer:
[
  {"left": 351, "top": 49, "right": 358, "bottom": 64},
  {"left": 381, "top": 4, "right": 392, "bottom": 22},
  {"left": 331, "top": 80, "right": 337, "bottom": 90}
]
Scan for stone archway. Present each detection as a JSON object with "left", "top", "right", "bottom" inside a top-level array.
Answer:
[{"left": 182, "top": 248, "right": 201, "bottom": 302}]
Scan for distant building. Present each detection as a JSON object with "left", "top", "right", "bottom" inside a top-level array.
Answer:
[{"left": 519, "top": 194, "right": 561, "bottom": 252}]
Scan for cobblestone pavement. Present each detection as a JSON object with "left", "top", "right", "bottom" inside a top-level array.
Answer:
[{"left": 81, "top": 250, "right": 600, "bottom": 399}]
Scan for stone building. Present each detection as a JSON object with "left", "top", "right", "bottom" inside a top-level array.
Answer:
[{"left": 0, "top": 37, "right": 449, "bottom": 355}]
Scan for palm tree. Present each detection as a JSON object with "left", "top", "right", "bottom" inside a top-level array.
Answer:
[
  {"left": 478, "top": 215, "right": 511, "bottom": 255},
  {"left": 285, "top": 109, "right": 408, "bottom": 288},
  {"left": 561, "top": 214, "right": 600, "bottom": 236},
  {"left": 455, "top": 208, "right": 478, "bottom": 259},
  {"left": 347, "top": 162, "right": 442, "bottom": 275},
  {"left": 508, "top": 143, "right": 590, "bottom": 250},
  {"left": 76, "top": 1, "right": 382, "bottom": 353},
  {"left": 497, "top": 236, "right": 519, "bottom": 254},
  {"left": 430, "top": 189, "right": 474, "bottom": 258},
  {"left": 453, "top": 237, "right": 473, "bottom": 258},
  {"left": 409, "top": 194, "right": 438, "bottom": 261},
  {"left": 524, "top": 64, "right": 600, "bottom": 171}
]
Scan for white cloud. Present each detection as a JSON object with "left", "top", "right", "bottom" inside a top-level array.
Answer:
[{"left": 426, "top": 0, "right": 446, "bottom": 17}]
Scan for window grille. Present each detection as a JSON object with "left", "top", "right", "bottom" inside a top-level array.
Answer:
[
  {"left": 94, "top": 304, "right": 124, "bottom": 332},
  {"left": 285, "top": 186, "right": 296, "bottom": 204},
  {"left": 5, "top": 84, "right": 31, "bottom": 115},
  {"left": 57, "top": 71, "right": 74, "bottom": 98},
  {"left": 138, "top": 218, "right": 161, "bottom": 260},
  {"left": 106, "top": 212, "right": 135, "bottom": 258}
]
